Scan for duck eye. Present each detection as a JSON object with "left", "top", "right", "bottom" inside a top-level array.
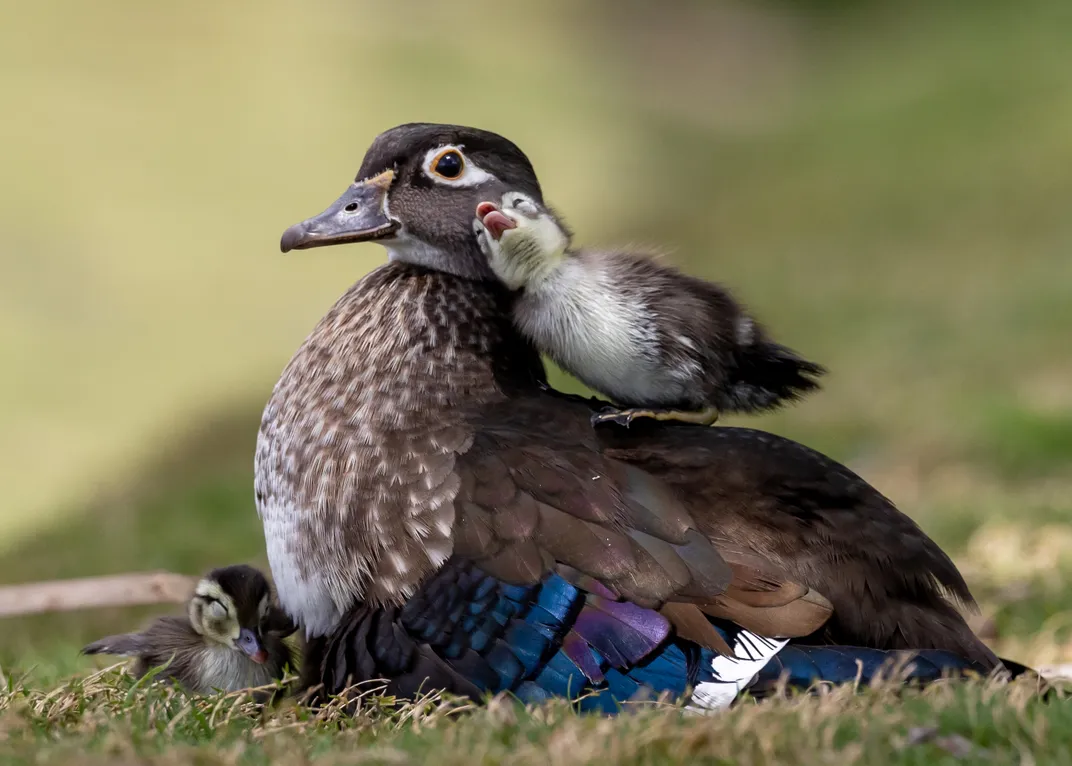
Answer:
[
  {"left": 432, "top": 150, "right": 464, "bottom": 179},
  {"left": 206, "top": 601, "right": 227, "bottom": 621},
  {"left": 513, "top": 197, "right": 538, "bottom": 217}
]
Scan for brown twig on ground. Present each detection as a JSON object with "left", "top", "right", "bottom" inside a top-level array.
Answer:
[{"left": 0, "top": 572, "right": 197, "bottom": 617}]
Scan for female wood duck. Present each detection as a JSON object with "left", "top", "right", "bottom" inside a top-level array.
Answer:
[
  {"left": 261, "top": 123, "right": 1025, "bottom": 712},
  {"left": 472, "top": 190, "right": 824, "bottom": 427},
  {"left": 83, "top": 565, "right": 296, "bottom": 696}
]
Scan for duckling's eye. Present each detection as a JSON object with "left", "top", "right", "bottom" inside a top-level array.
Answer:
[
  {"left": 513, "top": 197, "right": 539, "bottom": 217},
  {"left": 432, "top": 150, "right": 464, "bottom": 179}
]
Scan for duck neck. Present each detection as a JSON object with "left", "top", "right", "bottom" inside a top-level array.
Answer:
[{"left": 295, "top": 262, "right": 545, "bottom": 415}]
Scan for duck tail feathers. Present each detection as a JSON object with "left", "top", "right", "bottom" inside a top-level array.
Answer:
[
  {"left": 82, "top": 632, "right": 147, "bottom": 657},
  {"left": 721, "top": 342, "right": 825, "bottom": 414}
]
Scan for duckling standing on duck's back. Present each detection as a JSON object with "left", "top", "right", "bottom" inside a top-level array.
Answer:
[
  {"left": 472, "top": 191, "right": 826, "bottom": 427},
  {"left": 82, "top": 565, "right": 296, "bottom": 696}
]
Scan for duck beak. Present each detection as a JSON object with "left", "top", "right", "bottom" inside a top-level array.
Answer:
[
  {"left": 280, "top": 169, "right": 399, "bottom": 253},
  {"left": 238, "top": 628, "right": 269, "bottom": 664},
  {"left": 475, "top": 201, "right": 517, "bottom": 241}
]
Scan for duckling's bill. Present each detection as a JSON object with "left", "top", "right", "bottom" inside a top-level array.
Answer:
[
  {"left": 475, "top": 202, "right": 518, "bottom": 241},
  {"left": 238, "top": 627, "right": 269, "bottom": 664}
]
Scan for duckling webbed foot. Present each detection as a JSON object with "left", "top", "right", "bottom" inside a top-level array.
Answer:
[{"left": 590, "top": 406, "right": 720, "bottom": 428}]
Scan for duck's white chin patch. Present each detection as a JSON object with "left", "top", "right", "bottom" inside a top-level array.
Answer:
[
  {"left": 686, "top": 630, "right": 788, "bottom": 714},
  {"left": 382, "top": 229, "right": 490, "bottom": 280},
  {"left": 384, "top": 233, "right": 449, "bottom": 268}
]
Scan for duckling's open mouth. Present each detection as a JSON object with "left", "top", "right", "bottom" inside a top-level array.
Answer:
[{"left": 475, "top": 202, "right": 517, "bottom": 241}]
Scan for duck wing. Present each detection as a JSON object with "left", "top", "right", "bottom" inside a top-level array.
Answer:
[
  {"left": 309, "top": 394, "right": 1001, "bottom": 705},
  {"left": 597, "top": 420, "right": 997, "bottom": 668}
]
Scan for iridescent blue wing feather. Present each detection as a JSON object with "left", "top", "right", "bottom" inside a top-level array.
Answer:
[{"left": 315, "top": 559, "right": 996, "bottom": 713}]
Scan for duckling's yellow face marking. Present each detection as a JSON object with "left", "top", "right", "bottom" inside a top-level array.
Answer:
[
  {"left": 189, "top": 579, "right": 241, "bottom": 648},
  {"left": 421, "top": 144, "right": 498, "bottom": 188},
  {"left": 474, "top": 191, "right": 569, "bottom": 291}
]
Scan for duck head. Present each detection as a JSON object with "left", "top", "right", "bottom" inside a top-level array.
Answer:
[
  {"left": 188, "top": 564, "right": 294, "bottom": 664},
  {"left": 280, "top": 123, "right": 544, "bottom": 280},
  {"left": 473, "top": 191, "right": 573, "bottom": 291}
]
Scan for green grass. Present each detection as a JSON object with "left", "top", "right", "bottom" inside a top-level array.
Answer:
[
  {"left": 3, "top": 0, "right": 1072, "bottom": 761},
  {"left": 0, "top": 670, "right": 1065, "bottom": 765}
]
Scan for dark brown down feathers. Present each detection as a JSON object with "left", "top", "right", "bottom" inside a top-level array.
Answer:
[
  {"left": 563, "top": 250, "right": 826, "bottom": 415},
  {"left": 82, "top": 566, "right": 296, "bottom": 696},
  {"left": 82, "top": 617, "right": 294, "bottom": 697}
]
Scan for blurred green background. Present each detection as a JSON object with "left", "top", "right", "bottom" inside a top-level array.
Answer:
[{"left": 1, "top": 0, "right": 1070, "bottom": 675}]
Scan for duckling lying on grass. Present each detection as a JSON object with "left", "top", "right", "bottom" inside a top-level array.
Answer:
[
  {"left": 473, "top": 192, "right": 825, "bottom": 427},
  {"left": 82, "top": 564, "right": 296, "bottom": 696}
]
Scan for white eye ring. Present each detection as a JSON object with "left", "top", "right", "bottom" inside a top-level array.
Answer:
[{"left": 421, "top": 144, "right": 497, "bottom": 188}]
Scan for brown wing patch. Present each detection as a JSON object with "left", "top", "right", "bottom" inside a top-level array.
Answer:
[
  {"left": 598, "top": 424, "right": 998, "bottom": 667},
  {"left": 455, "top": 400, "right": 837, "bottom": 654},
  {"left": 700, "top": 589, "right": 833, "bottom": 638},
  {"left": 660, "top": 602, "right": 733, "bottom": 655},
  {"left": 455, "top": 407, "right": 733, "bottom": 609},
  {"left": 723, "top": 560, "right": 810, "bottom": 608}
]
